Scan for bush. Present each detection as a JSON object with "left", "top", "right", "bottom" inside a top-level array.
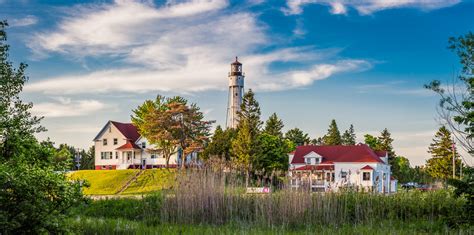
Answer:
[{"left": 0, "top": 162, "right": 83, "bottom": 233}]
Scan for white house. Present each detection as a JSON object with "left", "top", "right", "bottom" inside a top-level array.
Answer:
[
  {"left": 289, "top": 144, "right": 397, "bottom": 193},
  {"left": 93, "top": 121, "right": 180, "bottom": 170}
]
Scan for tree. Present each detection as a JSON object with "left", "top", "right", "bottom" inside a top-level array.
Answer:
[
  {"left": 132, "top": 95, "right": 213, "bottom": 168},
  {"left": 202, "top": 125, "right": 236, "bottom": 161},
  {"left": 341, "top": 124, "right": 356, "bottom": 145},
  {"left": 0, "top": 20, "right": 45, "bottom": 161},
  {"left": 322, "top": 119, "right": 342, "bottom": 145},
  {"left": 0, "top": 21, "right": 83, "bottom": 233},
  {"left": 254, "top": 133, "right": 294, "bottom": 179},
  {"left": 426, "top": 126, "right": 461, "bottom": 180},
  {"left": 232, "top": 89, "right": 262, "bottom": 186},
  {"left": 378, "top": 128, "right": 395, "bottom": 158},
  {"left": 364, "top": 134, "right": 380, "bottom": 150},
  {"left": 285, "top": 128, "right": 310, "bottom": 146},
  {"left": 80, "top": 146, "right": 95, "bottom": 170},
  {"left": 263, "top": 113, "right": 284, "bottom": 138},
  {"left": 54, "top": 145, "right": 73, "bottom": 171},
  {"left": 392, "top": 156, "right": 412, "bottom": 183},
  {"left": 425, "top": 32, "right": 473, "bottom": 154}
]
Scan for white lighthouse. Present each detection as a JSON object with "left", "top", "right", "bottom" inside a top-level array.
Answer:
[{"left": 226, "top": 57, "right": 245, "bottom": 129}]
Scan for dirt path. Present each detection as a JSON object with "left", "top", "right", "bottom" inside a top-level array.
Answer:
[{"left": 115, "top": 169, "right": 144, "bottom": 195}]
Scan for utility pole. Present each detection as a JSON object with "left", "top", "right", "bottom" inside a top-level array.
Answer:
[{"left": 452, "top": 139, "right": 455, "bottom": 179}]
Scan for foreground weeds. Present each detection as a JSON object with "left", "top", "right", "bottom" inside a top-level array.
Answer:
[{"left": 71, "top": 169, "right": 473, "bottom": 233}]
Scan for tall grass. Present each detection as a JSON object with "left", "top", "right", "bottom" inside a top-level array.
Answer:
[{"left": 74, "top": 168, "right": 470, "bottom": 231}]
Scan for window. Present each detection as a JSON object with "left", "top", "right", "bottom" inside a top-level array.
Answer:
[
  {"left": 115, "top": 152, "right": 119, "bottom": 159},
  {"left": 363, "top": 172, "right": 371, "bottom": 181},
  {"left": 141, "top": 142, "right": 146, "bottom": 149},
  {"left": 315, "top": 157, "right": 321, "bottom": 164},
  {"left": 305, "top": 158, "right": 311, "bottom": 164},
  {"left": 341, "top": 171, "right": 347, "bottom": 179},
  {"left": 113, "top": 138, "right": 118, "bottom": 145},
  {"left": 101, "top": 152, "right": 105, "bottom": 159},
  {"left": 151, "top": 154, "right": 157, "bottom": 159},
  {"left": 101, "top": 165, "right": 106, "bottom": 169},
  {"left": 103, "top": 139, "right": 107, "bottom": 146}
]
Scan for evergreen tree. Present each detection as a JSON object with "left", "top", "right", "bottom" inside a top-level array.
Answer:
[
  {"left": 202, "top": 125, "right": 236, "bottom": 161},
  {"left": 378, "top": 128, "right": 395, "bottom": 158},
  {"left": 263, "top": 113, "right": 284, "bottom": 138},
  {"left": 426, "top": 126, "right": 461, "bottom": 180},
  {"left": 310, "top": 137, "right": 324, "bottom": 145},
  {"left": 285, "top": 128, "right": 310, "bottom": 146},
  {"left": 232, "top": 89, "right": 262, "bottom": 186},
  {"left": 341, "top": 124, "right": 356, "bottom": 145},
  {"left": 80, "top": 146, "right": 95, "bottom": 170},
  {"left": 322, "top": 119, "right": 342, "bottom": 145},
  {"left": 238, "top": 89, "right": 262, "bottom": 133}
]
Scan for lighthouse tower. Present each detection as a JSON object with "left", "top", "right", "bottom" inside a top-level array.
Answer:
[{"left": 226, "top": 57, "right": 245, "bottom": 129}]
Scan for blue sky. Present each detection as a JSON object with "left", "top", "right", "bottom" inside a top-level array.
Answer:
[{"left": 1, "top": 0, "right": 473, "bottom": 165}]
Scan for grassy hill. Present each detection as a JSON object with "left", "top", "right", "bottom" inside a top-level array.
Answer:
[
  {"left": 69, "top": 169, "right": 176, "bottom": 195},
  {"left": 121, "top": 169, "right": 176, "bottom": 195}
]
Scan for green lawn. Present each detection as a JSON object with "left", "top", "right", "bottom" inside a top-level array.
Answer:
[
  {"left": 69, "top": 169, "right": 176, "bottom": 195},
  {"left": 69, "top": 170, "right": 139, "bottom": 195},
  {"left": 121, "top": 169, "right": 176, "bottom": 195}
]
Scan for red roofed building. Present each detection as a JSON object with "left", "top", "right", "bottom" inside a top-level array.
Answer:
[
  {"left": 288, "top": 144, "right": 396, "bottom": 193},
  {"left": 93, "top": 121, "right": 181, "bottom": 170}
]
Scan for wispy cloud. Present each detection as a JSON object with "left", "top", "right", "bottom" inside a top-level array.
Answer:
[
  {"left": 25, "top": 0, "right": 371, "bottom": 94},
  {"left": 9, "top": 15, "right": 38, "bottom": 27},
  {"left": 32, "top": 98, "right": 107, "bottom": 117},
  {"left": 283, "top": 0, "right": 461, "bottom": 15}
]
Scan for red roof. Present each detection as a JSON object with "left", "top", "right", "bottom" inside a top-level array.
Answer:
[
  {"left": 290, "top": 144, "right": 384, "bottom": 164},
  {"left": 111, "top": 121, "right": 140, "bottom": 142},
  {"left": 361, "top": 165, "right": 374, "bottom": 170},
  {"left": 293, "top": 165, "right": 335, "bottom": 171},
  {"left": 116, "top": 140, "right": 141, "bottom": 150},
  {"left": 374, "top": 150, "right": 387, "bottom": 157}
]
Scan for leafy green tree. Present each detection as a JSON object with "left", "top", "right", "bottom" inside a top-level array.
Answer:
[
  {"left": 132, "top": 95, "right": 213, "bottom": 168},
  {"left": 426, "top": 126, "right": 461, "bottom": 180},
  {"left": 263, "top": 113, "right": 284, "bottom": 138},
  {"left": 285, "top": 128, "right": 310, "bottom": 146},
  {"left": 0, "top": 20, "right": 45, "bottom": 161},
  {"left": 322, "top": 119, "right": 342, "bottom": 145},
  {"left": 364, "top": 134, "right": 380, "bottom": 150},
  {"left": 341, "top": 124, "right": 356, "bottom": 145},
  {"left": 447, "top": 167, "right": 474, "bottom": 225},
  {"left": 202, "top": 125, "right": 236, "bottom": 161},
  {"left": 392, "top": 156, "right": 412, "bottom": 183},
  {"left": 254, "top": 133, "right": 293, "bottom": 175},
  {"left": 425, "top": 32, "right": 473, "bottom": 154},
  {"left": 54, "top": 145, "right": 73, "bottom": 171},
  {"left": 0, "top": 21, "right": 83, "bottom": 233}
]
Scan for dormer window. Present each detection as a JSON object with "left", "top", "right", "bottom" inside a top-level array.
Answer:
[
  {"left": 315, "top": 157, "right": 321, "bottom": 164},
  {"left": 305, "top": 158, "right": 311, "bottom": 164}
]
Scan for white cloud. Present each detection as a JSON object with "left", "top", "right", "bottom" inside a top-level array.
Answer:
[
  {"left": 9, "top": 15, "right": 38, "bottom": 27},
  {"left": 283, "top": 0, "right": 461, "bottom": 15},
  {"left": 32, "top": 98, "right": 107, "bottom": 117},
  {"left": 25, "top": 0, "right": 371, "bottom": 94}
]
